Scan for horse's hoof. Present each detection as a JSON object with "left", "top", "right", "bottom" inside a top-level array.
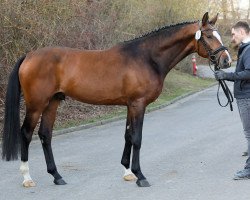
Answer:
[
  {"left": 123, "top": 173, "right": 137, "bottom": 181},
  {"left": 23, "top": 180, "right": 36, "bottom": 188},
  {"left": 54, "top": 178, "right": 67, "bottom": 185},
  {"left": 136, "top": 179, "right": 151, "bottom": 187}
]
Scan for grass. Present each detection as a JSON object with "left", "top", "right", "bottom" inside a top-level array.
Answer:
[
  {"left": 150, "top": 69, "right": 215, "bottom": 107},
  {"left": 54, "top": 69, "right": 215, "bottom": 131}
]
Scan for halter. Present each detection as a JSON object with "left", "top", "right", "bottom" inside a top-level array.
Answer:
[
  {"left": 197, "top": 28, "right": 228, "bottom": 69},
  {"left": 196, "top": 26, "right": 234, "bottom": 111}
]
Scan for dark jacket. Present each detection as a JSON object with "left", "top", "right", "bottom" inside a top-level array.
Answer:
[{"left": 226, "top": 42, "right": 250, "bottom": 99}]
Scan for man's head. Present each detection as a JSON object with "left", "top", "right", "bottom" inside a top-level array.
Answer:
[{"left": 231, "top": 21, "right": 250, "bottom": 45}]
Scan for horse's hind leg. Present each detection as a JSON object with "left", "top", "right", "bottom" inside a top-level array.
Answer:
[
  {"left": 38, "top": 97, "right": 66, "bottom": 185},
  {"left": 121, "top": 110, "right": 136, "bottom": 181},
  {"left": 20, "top": 110, "right": 41, "bottom": 187}
]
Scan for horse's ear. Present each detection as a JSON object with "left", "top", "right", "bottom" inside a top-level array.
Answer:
[
  {"left": 202, "top": 12, "right": 209, "bottom": 26},
  {"left": 209, "top": 13, "right": 219, "bottom": 25}
]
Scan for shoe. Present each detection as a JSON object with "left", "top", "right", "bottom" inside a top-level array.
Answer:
[
  {"left": 234, "top": 168, "right": 250, "bottom": 180},
  {"left": 242, "top": 151, "right": 248, "bottom": 156}
]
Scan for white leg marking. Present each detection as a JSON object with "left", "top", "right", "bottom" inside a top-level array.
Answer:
[
  {"left": 20, "top": 162, "right": 35, "bottom": 187},
  {"left": 123, "top": 168, "right": 137, "bottom": 181}
]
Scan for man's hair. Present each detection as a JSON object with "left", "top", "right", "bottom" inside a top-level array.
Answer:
[{"left": 232, "top": 21, "right": 250, "bottom": 34}]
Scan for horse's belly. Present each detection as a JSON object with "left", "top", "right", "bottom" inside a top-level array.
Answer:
[{"left": 64, "top": 83, "right": 127, "bottom": 105}]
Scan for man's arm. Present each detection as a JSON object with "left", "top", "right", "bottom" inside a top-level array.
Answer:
[{"left": 215, "top": 69, "right": 250, "bottom": 81}]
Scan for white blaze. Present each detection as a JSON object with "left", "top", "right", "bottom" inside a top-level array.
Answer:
[{"left": 213, "top": 30, "right": 232, "bottom": 63}]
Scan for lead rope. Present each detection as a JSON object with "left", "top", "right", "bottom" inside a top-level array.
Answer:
[
  {"left": 217, "top": 79, "right": 234, "bottom": 111},
  {"left": 209, "top": 63, "right": 234, "bottom": 111}
]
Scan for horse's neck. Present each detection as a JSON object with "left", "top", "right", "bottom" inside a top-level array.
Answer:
[
  {"left": 118, "top": 22, "right": 199, "bottom": 79},
  {"left": 148, "top": 23, "right": 198, "bottom": 79}
]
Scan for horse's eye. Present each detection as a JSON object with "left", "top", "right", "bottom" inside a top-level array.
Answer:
[{"left": 207, "top": 35, "right": 213, "bottom": 39}]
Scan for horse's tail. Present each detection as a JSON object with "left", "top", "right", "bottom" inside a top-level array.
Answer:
[{"left": 2, "top": 55, "right": 26, "bottom": 161}]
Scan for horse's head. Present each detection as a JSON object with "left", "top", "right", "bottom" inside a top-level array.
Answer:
[{"left": 195, "top": 12, "right": 232, "bottom": 69}]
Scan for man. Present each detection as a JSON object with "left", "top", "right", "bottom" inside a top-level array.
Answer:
[{"left": 215, "top": 21, "right": 250, "bottom": 180}]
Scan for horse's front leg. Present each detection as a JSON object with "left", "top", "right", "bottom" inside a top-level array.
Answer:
[
  {"left": 121, "top": 110, "right": 137, "bottom": 181},
  {"left": 129, "top": 102, "right": 150, "bottom": 187}
]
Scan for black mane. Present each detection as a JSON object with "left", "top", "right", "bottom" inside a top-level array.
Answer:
[{"left": 122, "top": 21, "right": 198, "bottom": 44}]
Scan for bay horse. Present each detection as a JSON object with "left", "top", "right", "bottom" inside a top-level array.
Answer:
[{"left": 1, "top": 12, "right": 231, "bottom": 188}]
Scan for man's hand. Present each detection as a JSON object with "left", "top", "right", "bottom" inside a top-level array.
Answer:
[{"left": 214, "top": 70, "right": 228, "bottom": 80}]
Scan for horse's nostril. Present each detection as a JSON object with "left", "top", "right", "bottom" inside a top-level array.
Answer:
[
  {"left": 222, "top": 58, "right": 231, "bottom": 67},
  {"left": 224, "top": 58, "right": 229, "bottom": 64}
]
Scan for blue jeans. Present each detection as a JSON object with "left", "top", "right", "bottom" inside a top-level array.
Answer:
[{"left": 237, "top": 98, "right": 250, "bottom": 166}]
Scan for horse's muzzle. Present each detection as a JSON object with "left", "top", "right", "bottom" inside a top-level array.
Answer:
[
  {"left": 221, "top": 57, "right": 231, "bottom": 69},
  {"left": 218, "top": 53, "right": 232, "bottom": 69}
]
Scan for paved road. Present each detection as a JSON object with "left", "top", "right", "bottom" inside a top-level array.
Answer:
[{"left": 1, "top": 83, "right": 250, "bottom": 200}]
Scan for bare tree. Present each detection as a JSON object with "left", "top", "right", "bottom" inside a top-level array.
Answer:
[
  {"left": 221, "top": 0, "right": 228, "bottom": 21},
  {"left": 230, "top": 0, "right": 237, "bottom": 19},
  {"left": 247, "top": 0, "right": 250, "bottom": 21}
]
